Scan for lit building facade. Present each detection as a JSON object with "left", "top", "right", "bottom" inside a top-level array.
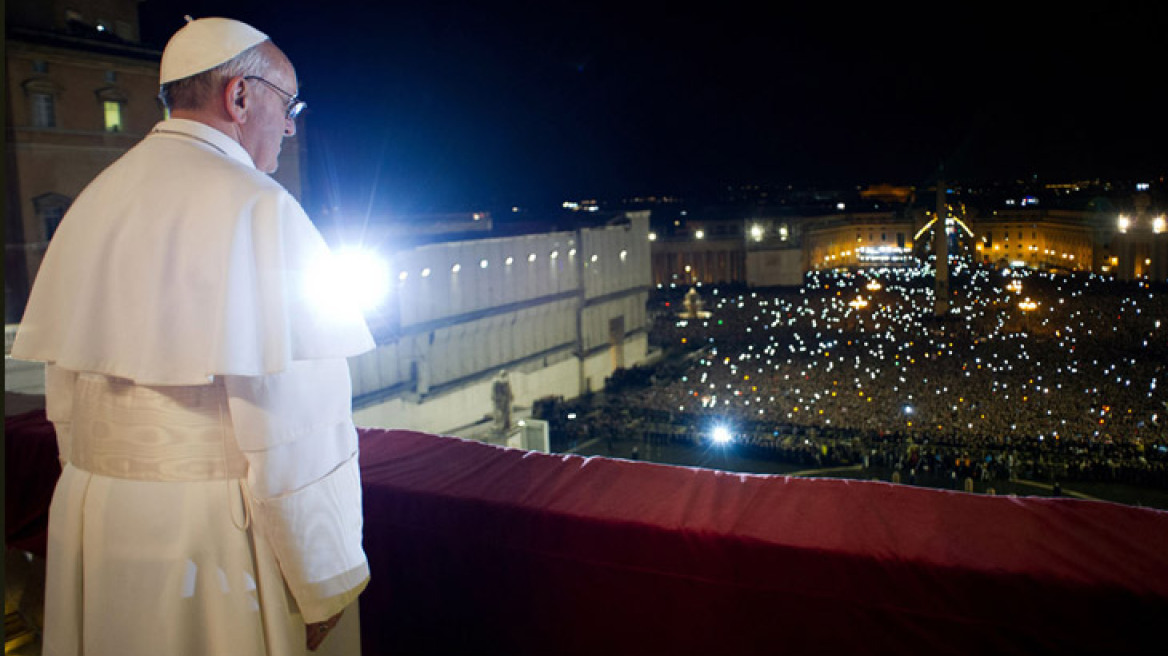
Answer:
[
  {"left": 973, "top": 209, "right": 1095, "bottom": 272},
  {"left": 648, "top": 198, "right": 1166, "bottom": 286},
  {"left": 803, "top": 212, "right": 915, "bottom": 270}
]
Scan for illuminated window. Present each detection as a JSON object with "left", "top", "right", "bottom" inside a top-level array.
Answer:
[{"left": 103, "top": 100, "right": 123, "bottom": 132}]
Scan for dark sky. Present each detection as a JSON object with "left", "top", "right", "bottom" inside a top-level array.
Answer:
[{"left": 140, "top": 3, "right": 1167, "bottom": 215}]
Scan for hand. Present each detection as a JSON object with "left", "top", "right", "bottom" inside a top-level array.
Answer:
[{"left": 306, "top": 610, "right": 343, "bottom": 652}]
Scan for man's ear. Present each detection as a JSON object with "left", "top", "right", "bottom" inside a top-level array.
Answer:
[{"left": 223, "top": 76, "right": 249, "bottom": 124}]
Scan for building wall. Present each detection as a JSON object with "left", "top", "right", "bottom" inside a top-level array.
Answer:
[
  {"left": 651, "top": 238, "right": 744, "bottom": 285},
  {"left": 745, "top": 248, "right": 803, "bottom": 287},
  {"left": 5, "top": 38, "right": 160, "bottom": 321},
  {"left": 352, "top": 355, "right": 580, "bottom": 434},
  {"left": 350, "top": 212, "right": 654, "bottom": 434},
  {"left": 974, "top": 211, "right": 1095, "bottom": 271},
  {"left": 803, "top": 214, "right": 915, "bottom": 270}
]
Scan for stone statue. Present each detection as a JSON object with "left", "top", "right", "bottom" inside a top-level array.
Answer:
[
  {"left": 492, "top": 370, "right": 514, "bottom": 431},
  {"left": 679, "top": 287, "right": 711, "bottom": 319}
]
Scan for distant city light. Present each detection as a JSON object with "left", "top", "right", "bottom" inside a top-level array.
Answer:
[
  {"left": 421, "top": 267, "right": 431, "bottom": 278},
  {"left": 480, "top": 259, "right": 489, "bottom": 269},
  {"left": 836, "top": 203, "right": 846, "bottom": 210},
  {"left": 695, "top": 230, "right": 705, "bottom": 240},
  {"left": 1154, "top": 216, "right": 1166, "bottom": 234},
  {"left": 452, "top": 263, "right": 461, "bottom": 273},
  {"left": 528, "top": 253, "right": 537, "bottom": 262},
  {"left": 750, "top": 224, "right": 764, "bottom": 241},
  {"left": 711, "top": 426, "right": 732, "bottom": 444},
  {"left": 649, "top": 232, "right": 658, "bottom": 241},
  {"left": 505, "top": 256, "right": 514, "bottom": 265},
  {"left": 1118, "top": 215, "right": 1130, "bottom": 232}
]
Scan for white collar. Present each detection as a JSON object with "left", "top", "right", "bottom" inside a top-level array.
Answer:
[{"left": 148, "top": 118, "right": 256, "bottom": 169}]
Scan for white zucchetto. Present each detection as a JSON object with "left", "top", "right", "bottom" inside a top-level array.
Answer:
[{"left": 160, "top": 16, "right": 269, "bottom": 85}]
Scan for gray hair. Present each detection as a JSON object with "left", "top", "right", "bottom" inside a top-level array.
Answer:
[{"left": 158, "top": 41, "right": 274, "bottom": 112}]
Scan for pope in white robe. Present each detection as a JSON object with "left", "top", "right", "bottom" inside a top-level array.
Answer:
[{"left": 12, "top": 17, "right": 376, "bottom": 656}]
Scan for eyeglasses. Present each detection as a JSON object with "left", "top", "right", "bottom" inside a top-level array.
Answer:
[{"left": 244, "top": 76, "right": 307, "bottom": 119}]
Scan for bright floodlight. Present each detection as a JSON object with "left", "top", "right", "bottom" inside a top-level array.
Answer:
[
  {"left": 334, "top": 247, "right": 390, "bottom": 310},
  {"left": 306, "top": 247, "right": 389, "bottom": 314},
  {"left": 711, "top": 426, "right": 732, "bottom": 444}
]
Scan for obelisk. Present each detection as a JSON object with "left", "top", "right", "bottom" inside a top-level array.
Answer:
[{"left": 934, "top": 174, "right": 949, "bottom": 317}]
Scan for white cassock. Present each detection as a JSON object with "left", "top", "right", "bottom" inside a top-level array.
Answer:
[{"left": 12, "top": 118, "right": 376, "bottom": 656}]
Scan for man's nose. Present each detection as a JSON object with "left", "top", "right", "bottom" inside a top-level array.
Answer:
[{"left": 284, "top": 116, "right": 297, "bottom": 137}]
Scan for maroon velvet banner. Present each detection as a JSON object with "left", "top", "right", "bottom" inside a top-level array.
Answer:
[
  {"left": 7, "top": 412, "right": 1168, "bottom": 654},
  {"left": 355, "top": 428, "right": 1168, "bottom": 655}
]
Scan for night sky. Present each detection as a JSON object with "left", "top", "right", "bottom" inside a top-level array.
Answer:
[{"left": 139, "top": 3, "right": 1167, "bottom": 215}]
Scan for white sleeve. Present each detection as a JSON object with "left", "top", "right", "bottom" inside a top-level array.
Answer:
[
  {"left": 45, "top": 364, "right": 78, "bottom": 466},
  {"left": 223, "top": 358, "right": 369, "bottom": 622}
]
